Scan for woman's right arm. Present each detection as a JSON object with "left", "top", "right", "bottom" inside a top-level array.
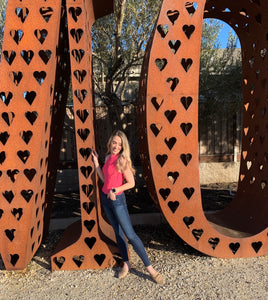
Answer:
[{"left": 92, "top": 149, "right": 105, "bottom": 182}]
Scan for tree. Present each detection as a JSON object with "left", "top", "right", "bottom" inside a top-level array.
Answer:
[
  {"left": 0, "top": 0, "right": 7, "bottom": 58},
  {"left": 92, "top": 0, "right": 162, "bottom": 131},
  {"left": 199, "top": 19, "right": 242, "bottom": 116}
]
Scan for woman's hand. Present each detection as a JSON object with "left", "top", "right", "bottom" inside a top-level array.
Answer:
[
  {"left": 91, "top": 149, "right": 99, "bottom": 167},
  {"left": 108, "top": 190, "right": 116, "bottom": 201}
]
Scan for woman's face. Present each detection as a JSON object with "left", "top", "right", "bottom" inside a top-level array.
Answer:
[{"left": 110, "top": 135, "right": 122, "bottom": 155}]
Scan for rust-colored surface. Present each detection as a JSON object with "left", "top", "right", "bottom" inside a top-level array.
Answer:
[
  {"left": 0, "top": 0, "right": 63, "bottom": 270},
  {"left": 0, "top": 0, "right": 116, "bottom": 271},
  {"left": 50, "top": 0, "right": 117, "bottom": 271},
  {"left": 137, "top": 0, "right": 268, "bottom": 258}
]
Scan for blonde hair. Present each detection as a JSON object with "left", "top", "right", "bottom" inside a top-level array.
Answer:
[{"left": 107, "top": 130, "right": 135, "bottom": 175}]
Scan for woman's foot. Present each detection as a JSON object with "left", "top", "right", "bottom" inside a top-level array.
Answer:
[
  {"left": 147, "top": 265, "right": 165, "bottom": 284},
  {"left": 118, "top": 262, "right": 130, "bottom": 279},
  {"left": 150, "top": 272, "right": 164, "bottom": 284}
]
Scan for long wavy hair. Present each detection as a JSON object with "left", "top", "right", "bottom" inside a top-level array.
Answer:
[{"left": 107, "top": 130, "right": 135, "bottom": 174}]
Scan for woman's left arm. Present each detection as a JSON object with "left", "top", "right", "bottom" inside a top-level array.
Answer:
[
  {"left": 114, "top": 166, "right": 135, "bottom": 194},
  {"left": 107, "top": 158, "right": 135, "bottom": 199}
]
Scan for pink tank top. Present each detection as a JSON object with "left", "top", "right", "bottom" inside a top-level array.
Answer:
[{"left": 102, "top": 154, "right": 124, "bottom": 195}]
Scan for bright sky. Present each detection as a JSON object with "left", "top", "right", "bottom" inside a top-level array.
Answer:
[{"left": 218, "top": 21, "right": 241, "bottom": 48}]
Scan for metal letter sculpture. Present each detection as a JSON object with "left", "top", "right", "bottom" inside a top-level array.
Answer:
[
  {"left": 0, "top": 0, "right": 117, "bottom": 271},
  {"left": 0, "top": 0, "right": 268, "bottom": 271},
  {"left": 138, "top": 0, "right": 268, "bottom": 258}
]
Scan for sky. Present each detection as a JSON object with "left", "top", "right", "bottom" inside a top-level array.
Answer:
[{"left": 218, "top": 20, "right": 241, "bottom": 48}]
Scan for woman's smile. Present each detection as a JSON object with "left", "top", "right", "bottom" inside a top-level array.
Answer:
[{"left": 110, "top": 135, "right": 122, "bottom": 155}]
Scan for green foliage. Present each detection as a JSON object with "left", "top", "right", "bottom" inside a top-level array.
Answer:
[
  {"left": 199, "top": 19, "right": 242, "bottom": 118},
  {"left": 0, "top": 0, "right": 7, "bottom": 56},
  {"left": 92, "top": 0, "right": 162, "bottom": 105}
]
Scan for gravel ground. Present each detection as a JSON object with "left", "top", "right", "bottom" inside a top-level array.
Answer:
[{"left": 1, "top": 224, "right": 268, "bottom": 300}]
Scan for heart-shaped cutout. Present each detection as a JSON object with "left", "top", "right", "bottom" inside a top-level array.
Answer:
[
  {"left": 84, "top": 237, "right": 96, "bottom": 250},
  {"left": 181, "top": 96, "right": 193, "bottom": 110},
  {"left": 21, "top": 189, "right": 34, "bottom": 202},
  {"left": 82, "top": 202, "right": 94, "bottom": 214},
  {"left": 251, "top": 241, "right": 262, "bottom": 253},
  {"left": 39, "top": 50, "right": 52, "bottom": 64},
  {"left": 180, "top": 153, "right": 192, "bottom": 166},
  {"left": 3, "top": 191, "right": 14, "bottom": 203},
  {"left": 33, "top": 71, "right": 46, "bottom": 85},
  {"left": 10, "top": 29, "right": 24, "bottom": 44},
  {"left": 168, "top": 201, "right": 179, "bottom": 213},
  {"left": 164, "top": 137, "right": 177, "bottom": 150},
  {"left": 208, "top": 237, "right": 220, "bottom": 250},
  {"left": 181, "top": 58, "right": 193, "bottom": 72},
  {"left": 0, "top": 92, "right": 13, "bottom": 106},
  {"left": 94, "top": 254, "right": 106, "bottom": 266},
  {"left": 183, "top": 187, "right": 194, "bottom": 199},
  {"left": 3, "top": 51, "right": 16, "bottom": 65},
  {"left": 5, "top": 229, "right": 16, "bottom": 241},
  {"left": 180, "top": 122, "right": 192, "bottom": 136},
  {"left": 157, "top": 24, "right": 169, "bottom": 39},
  {"left": 24, "top": 169, "right": 36, "bottom": 182},
  {"left": 10, "top": 254, "right": 19, "bottom": 266},
  {"left": 70, "top": 28, "right": 84, "bottom": 43},
  {"left": 151, "top": 97, "right": 163, "bottom": 111},
  {"left": 183, "top": 216, "right": 194, "bottom": 228},
  {"left": 192, "top": 229, "right": 203, "bottom": 241},
  {"left": 79, "top": 147, "right": 91, "bottom": 161},
  {"left": 150, "top": 123, "right": 162, "bottom": 137},
  {"left": 164, "top": 110, "right": 177, "bottom": 123},
  {"left": 0, "top": 131, "right": 9, "bottom": 145},
  {"left": 40, "top": 7, "right": 53, "bottom": 23},
  {"left": 53, "top": 256, "right": 65, "bottom": 269},
  {"left": 159, "top": 188, "right": 171, "bottom": 200},
  {"left": 72, "top": 255, "right": 84, "bottom": 267},
  {"left": 2, "top": 112, "right": 15, "bottom": 126},
  {"left": 0, "top": 151, "right": 6, "bottom": 165},
  {"left": 25, "top": 111, "right": 38, "bottom": 125},
  {"left": 166, "top": 77, "right": 179, "bottom": 91},
  {"left": 68, "top": 7, "right": 82, "bottom": 22},
  {"left": 71, "top": 49, "right": 85, "bottom": 63},
  {"left": 21, "top": 50, "right": 34, "bottom": 65},
  {"left": 74, "top": 89, "right": 88, "bottom": 103},
  {"left": 156, "top": 154, "right": 168, "bottom": 167},
  {"left": 168, "top": 40, "right": 181, "bottom": 54},
  {"left": 76, "top": 109, "right": 89, "bottom": 123},
  {"left": 9, "top": 72, "right": 23, "bottom": 86},
  {"left": 229, "top": 242, "right": 240, "bottom": 254},
  {"left": 15, "top": 7, "right": 29, "bottom": 23},
  {"left": 77, "top": 128, "right": 90, "bottom": 142},
  {"left": 167, "top": 171, "right": 179, "bottom": 184},
  {"left": 155, "top": 58, "right": 167, "bottom": 71},
  {"left": 11, "top": 208, "right": 23, "bottom": 221},
  {"left": 23, "top": 91, "right": 36, "bottom": 105},
  {"left": 34, "top": 29, "right": 48, "bottom": 44},
  {"left": 84, "top": 220, "right": 95, "bottom": 232},
  {"left": 82, "top": 184, "right": 93, "bottom": 197},
  {"left": 80, "top": 166, "right": 92, "bottom": 178},
  {"left": 185, "top": 2, "right": 197, "bottom": 16},
  {"left": 182, "top": 24, "right": 195, "bottom": 39},
  {"left": 74, "top": 69, "right": 87, "bottom": 83},
  {"left": 167, "top": 10, "right": 179, "bottom": 25}
]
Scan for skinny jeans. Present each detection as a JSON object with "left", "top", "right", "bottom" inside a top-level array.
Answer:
[{"left": 101, "top": 191, "right": 151, "bottom": 267}]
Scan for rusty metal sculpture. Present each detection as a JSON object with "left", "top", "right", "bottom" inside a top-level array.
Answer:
[
  {"left": 1, "top": 0, "right": 268, "bottom": 272},
  {"left": 0, "top": 0, "right": 117, "bottom": 271},
  {"left": 138, "top": 0, "right": 268, "bottom": 258}
]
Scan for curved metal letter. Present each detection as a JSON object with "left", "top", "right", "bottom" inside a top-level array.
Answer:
[{"left": 138, "top": 0, "right": 268, "bottom": 258}]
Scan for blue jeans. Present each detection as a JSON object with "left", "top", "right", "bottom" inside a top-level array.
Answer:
[{"left": 101, "top": 191, "right": 151, "bottom": 267}]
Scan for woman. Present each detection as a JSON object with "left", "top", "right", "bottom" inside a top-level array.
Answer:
[{"left": 92, "top": 130, "right": 164, "bottom": 284}]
